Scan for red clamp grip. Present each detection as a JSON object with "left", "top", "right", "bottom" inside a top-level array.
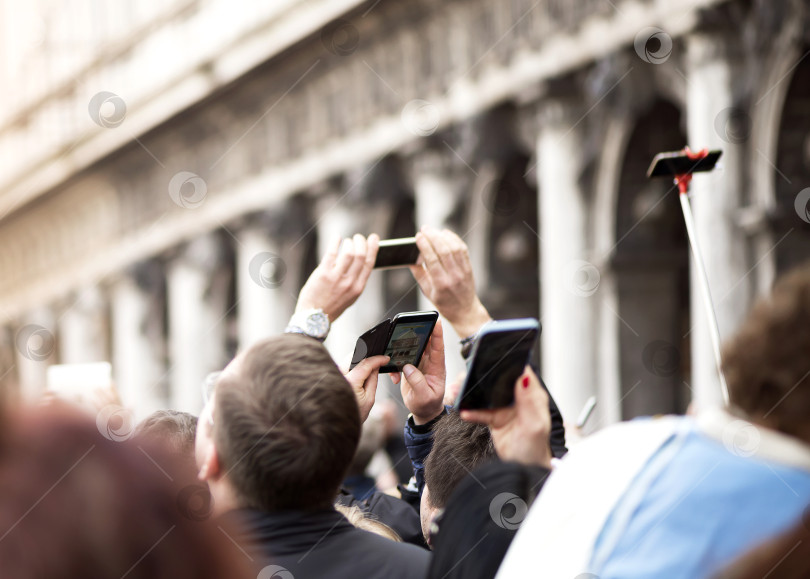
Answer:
[{"left": 674, "top": 146, "right": 709, "bottom": 194}]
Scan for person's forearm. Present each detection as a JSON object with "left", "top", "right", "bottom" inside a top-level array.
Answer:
[{"left": 449, "top": 300, "right": 492, "bottom": 340}]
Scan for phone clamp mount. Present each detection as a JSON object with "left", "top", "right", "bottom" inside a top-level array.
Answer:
[{"left": 646, "top": 146, "right": 730, "bottom": 406}]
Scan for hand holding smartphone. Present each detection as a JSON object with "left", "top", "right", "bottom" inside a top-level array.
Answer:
[
  {"left": 46, "top": 362, "right": 115, "bottom": 410},
  {"left": 455, "top": 319, "right": 540, "bottom": 410},
  {"left": 350, "top": 310, "right": 439, "bottom": 373}
]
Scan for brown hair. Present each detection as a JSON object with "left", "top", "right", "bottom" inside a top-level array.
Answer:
[
  {"left": 0, "top": 406, "right": 254, "bottom": 579},
  {"left": 423, "top": 412, "right": 496, "bottom": 509},
  {"left": 214, "top": 334, "right": 361, "bottom": 512},
  {"left": 722, "top": 263, "right": 810, "bottom": 439},
  {"left": 713, "top": 515, "right": 810, "bottom": 579}
]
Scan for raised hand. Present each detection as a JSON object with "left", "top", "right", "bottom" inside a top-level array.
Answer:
[
  {"left": 460, "top": 366, "right": 552, "bottom": 468},
  {"left": 391, "top": 319, "right": 447, "bottom": 424},
  {"left": 409, "top": 226, "right": 492, "bottom": 339},
  {"left": 296, "top": 233, "right": 380, "bottom": 322}
]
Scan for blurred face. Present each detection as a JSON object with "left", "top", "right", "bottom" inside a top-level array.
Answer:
[
  {"left": 194, "top": 356, "right": 242, "bottom": 478},
  {"left": 420, "top": 484, "right": 439, "bottom": 549},
  {"left": 194, "top": 395, "right": 215, "bottom": 476}
]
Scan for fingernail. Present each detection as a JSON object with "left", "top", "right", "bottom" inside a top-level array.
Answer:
[
  {"left": 522, "top": 376, "right": 530, "bottom": 389},
  {"left": 403, "top": 365, "right": 415, "bottom": 378}
]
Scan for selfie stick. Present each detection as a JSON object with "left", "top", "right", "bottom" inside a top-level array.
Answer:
[{"left": 669, "top": 147, "right": 730, "bottom": 406}]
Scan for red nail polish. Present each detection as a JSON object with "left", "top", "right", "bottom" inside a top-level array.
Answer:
[{"left": 522, "top": 376, "right": 530, "bottom": 388}]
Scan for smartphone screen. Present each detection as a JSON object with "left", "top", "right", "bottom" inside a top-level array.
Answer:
[
  {"left": 374, "top": 237, "right": 420, "bottom": 269},
  {"left": 381, "top": 311, "right": 438, "bottom": 373},
  {"left": 456, "top": 320, "right": 540, "bottom": 410}
]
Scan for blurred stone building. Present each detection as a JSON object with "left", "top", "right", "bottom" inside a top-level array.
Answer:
[{"left": 0, "top": 0, "right": 809, "bottom": 428}]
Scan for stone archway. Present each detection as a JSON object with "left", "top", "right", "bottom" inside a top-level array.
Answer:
[
  {"left": 482, "top": 152, "right": 540, "bottom": 325},
  {"left": 773, "top": 45, "right": 810, "bottom": 276},
  {"left": 613, "top": 100, "right": 691, "bottom": 418}
]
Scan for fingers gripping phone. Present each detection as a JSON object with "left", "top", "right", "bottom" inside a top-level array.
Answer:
[
  {"left": 455, "top": 319, "right": 541, "bottom": 410},
  {"left": 349, "top": 311, "right": 438, "bottom": 373},
  {"left": 373, "top": 237, "right": 420, "bottom": 269}
]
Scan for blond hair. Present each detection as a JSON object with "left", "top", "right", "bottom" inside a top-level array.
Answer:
[{"left": 334, "top": 504, "right": 402, "bottom": 542}]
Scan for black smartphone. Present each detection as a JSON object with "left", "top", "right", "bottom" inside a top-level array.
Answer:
[
  {"left": 381, "top": 311, "right": 438, "bottom": 372},
  {"left": 455, "top": 319, "right": 541, "bottom": 410},
  {"left": 374, "top": 237, "right": 420, "bottom": 269},
  {"left": 349, "top": 310, "right": 439, "bottom": 373},
  {"left": 646, "top": 150, "right": 722, "bottom": 178}
]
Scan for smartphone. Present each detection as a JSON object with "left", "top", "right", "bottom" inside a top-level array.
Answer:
[
  {"left": 455, "top": 319, "right": 540, "bottom": 410},
  {"left": 646, "top": 149, "right": 722, "bottom": 178},
  {"left": 374, "top": 237, "right": 420, "bottom": 269},
  {"left": 349, "top": 310, "right": 439, "bottom": 373},
  {"left": 46, "top": 362, "right": 113, "bottom": 408},
  {"left": 576, "top": 396, "right": 597, "bottom": 429},
  {"left": 381, "top": 311, "right": 438, "bottom": 373}
]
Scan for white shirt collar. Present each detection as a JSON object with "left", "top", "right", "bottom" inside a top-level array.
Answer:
[{"left": 696, "top": 406, "right": 810, "bottom": 471}]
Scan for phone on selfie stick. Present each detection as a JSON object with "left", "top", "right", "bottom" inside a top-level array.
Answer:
[
  {"left": 646, "top": 150, "right": 722, "bottom": 178},
  {"left": 455, "top": 318, "right": 541, "bottom": 410}
]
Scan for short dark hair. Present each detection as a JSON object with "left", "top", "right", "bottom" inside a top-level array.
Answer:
[
  {"left": 423, "top": 412, "right": 495, "bottom": 509},
  {"left": 136, "top": 410, "right": 198, "bottom": 457},
  {"left": 723, "top": 262, "right": 810, "bottom": 439},
  {"left": 214, "top": 334, "right": 361, "bottom": 512}
]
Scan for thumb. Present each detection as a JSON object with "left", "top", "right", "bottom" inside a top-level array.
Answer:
[
  {"left": 401, "top": 364, "right": 425, "bottom": 389},
  {"left": 349, "top": 355, "right": 389, "bottom": 381}
]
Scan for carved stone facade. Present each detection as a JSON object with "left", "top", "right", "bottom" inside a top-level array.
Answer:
[{"left": 1, "top": 0, "right": 810, "bottom": 428}]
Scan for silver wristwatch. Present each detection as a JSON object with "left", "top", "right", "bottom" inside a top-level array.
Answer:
[{"left": 285, "top": 308, "right": 330, "bottom": 342}]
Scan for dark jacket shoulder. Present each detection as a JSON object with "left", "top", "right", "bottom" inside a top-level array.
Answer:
[{"left": 225, "top": 508, "right": 430, "bottom": 579}]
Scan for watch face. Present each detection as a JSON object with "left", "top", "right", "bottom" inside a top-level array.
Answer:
[{"left": 305, "top": 311, "right": 330, "bottom": 338}]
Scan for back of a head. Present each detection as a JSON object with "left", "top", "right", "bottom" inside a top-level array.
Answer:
[
  {"left": 722, "top": 263, "right": 810, "bottom": 441},
  {"left": 214, "top": 334, "right": 361, "bottom": 512},
  {"left": 424, "top": 411, "right": 496, "bottom": 510},
  {"left": 0, "top": 406, "right": 253, "bottom": 579},
  {"left": 136, "top": 409, "right": 198, "bottom": 457}
]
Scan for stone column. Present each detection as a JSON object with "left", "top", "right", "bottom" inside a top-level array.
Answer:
[
  {"left": 686, "top": 31, "right": 750, "bottom": 409},
  {"left": 166, "top": 235, "right": 230, "bottom": 414},
  {"left": 57, "top": 286, "right": 108, "bottom": 363},
  {"left": 316, "top": 190, "right": 382, "bottom": 367},
  {"left": 111, "top": 262, "right": 166, "bottom": 418},
  {"left": 537, "top": 98, "right": 598, "bottom": 427},
  {"left": 15, "top": 307, "right": 57, "bottom": 402},
  {"left": 411, "top": 149, "right": 468, "bottom": 382},
  {"left": 236, "top": 218, "right": 290, "bottom": 350},
  {"left": 0, "top": 325, "right": 16, "bottom": 405}
]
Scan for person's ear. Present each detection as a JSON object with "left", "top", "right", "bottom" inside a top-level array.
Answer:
[{"left": 198, "top": 441, "right": 221, "bottom": 481}]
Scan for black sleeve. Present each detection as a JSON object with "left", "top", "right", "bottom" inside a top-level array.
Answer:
[
  {"left": 526, "top": 360, "right": 568, "bottom": 457},
  {"left": 540, "top": 377, "right": 568, "bottom": 458},
  {"left": 428, "top": 461, "right": 551, "bottom": 579},
  {"left": 336, "top": 488, "right": 428, "bottom": 549}
]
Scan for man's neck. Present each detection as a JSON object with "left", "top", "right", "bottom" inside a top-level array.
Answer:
[{"left": 208, "top": 480, "right": 241, "bottom": 517}]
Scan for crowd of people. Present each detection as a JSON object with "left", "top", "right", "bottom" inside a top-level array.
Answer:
[{"left": 0, "top": 226, "right": 808, "bottom": 578}]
